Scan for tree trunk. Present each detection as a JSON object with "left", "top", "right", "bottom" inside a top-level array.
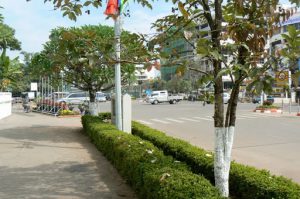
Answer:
[
  {"left": 214, "top": 126, "right": 235, "bottom": 197},
  {"left": 88, "top": 90, "right": 98, "bottom": 116}
]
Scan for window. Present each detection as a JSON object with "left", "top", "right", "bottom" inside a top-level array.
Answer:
[
  {"left": 97, "top": 93, "right": 105, "bottom": 97},
  {"left": 68, "top": 94, "right": 76, "bottom": 98}
]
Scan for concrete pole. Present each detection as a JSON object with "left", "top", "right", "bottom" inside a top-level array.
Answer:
[
  {"left": 114, "top": 15, "right": 123, "bottom": 131},
  {"left": 42, "top": 77, "right": 44, "bottom": 109}
]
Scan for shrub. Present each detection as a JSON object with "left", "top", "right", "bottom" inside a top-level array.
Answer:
[
  {"left": 81, "top": 116, "right": 222, "bottom": 199},
  {"left": 132, "top": 121, "right": 300, "bottom": 199},
  {"left": 257, "top": 105, "right": 280, "bottom": 109},
  {"left": 59, "top": 109, "right": 80, "bottom": 115},
  {"left": 263, "top": 100, "right": 273, "bottom": 106},
  {"left": 98, "top": 112, "right": 112, "bottom": 121}
]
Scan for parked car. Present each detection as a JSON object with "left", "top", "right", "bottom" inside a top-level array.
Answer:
[
  {"left": 46, "top": 92, "right": 69, "bottom": 101},
  {"left": 57, "top": 92, "right": 89, "bottom": 104},
  {"left": 96, "top": 92, "right": 107, "bottom": 102},
  {"left": 252, "top": 95, "right": 274, "bottom": 104},
  {"left": 103, "top": 93, "right": 111, "bottom": 101}
]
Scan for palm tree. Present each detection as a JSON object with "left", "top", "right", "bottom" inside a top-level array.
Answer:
[
  {"left": 0, "top": 12, "right": 22, "bottom": 92},
  {"left": 0, "top": 55, "right": 22, "bottom": 92}
]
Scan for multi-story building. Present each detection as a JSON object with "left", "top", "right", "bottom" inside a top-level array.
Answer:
[
  {"left": 135, "top": 60, "right": 161, "bottom": 83},
  {"left": 160, "top": 22, "right": 234, "bottom": 91}
]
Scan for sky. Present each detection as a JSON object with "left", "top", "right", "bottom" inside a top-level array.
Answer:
[
  {"left": 1, "top": 0, "right": 172, "bottom": 59},
  {"left": 0, "top": 0, "right": 295, "bottom": 59}
]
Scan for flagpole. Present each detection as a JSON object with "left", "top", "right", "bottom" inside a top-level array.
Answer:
[{"left": 114, "top": 14, "right": 122, "bottom": 131}]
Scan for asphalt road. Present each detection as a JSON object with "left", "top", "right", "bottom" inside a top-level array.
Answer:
[{"left": 97, "top": 100, "right": 300, "bottom": 183}]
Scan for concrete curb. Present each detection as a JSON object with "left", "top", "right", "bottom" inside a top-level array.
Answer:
[{"left": 254, "top": 109, "right": 282, "bottom": 113}]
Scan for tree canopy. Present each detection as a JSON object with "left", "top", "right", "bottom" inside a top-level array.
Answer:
[
  {"left": 0, "top": 10, "right": 22, "bottom": 92},
  {"left": 30, "top": 24, "right": 150, "bottom": 102}
]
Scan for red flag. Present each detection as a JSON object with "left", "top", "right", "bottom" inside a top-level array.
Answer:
[{"left": 104, "top": 0, "right": 119, "bottom": 16}]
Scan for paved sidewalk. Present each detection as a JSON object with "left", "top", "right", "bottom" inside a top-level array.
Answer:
[{"left": 0, "top": 104, "right": 136, "bottom": 199}]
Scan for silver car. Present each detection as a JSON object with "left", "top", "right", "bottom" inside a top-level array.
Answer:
[
  {"left": 96, "top": 92, "right": 107, "bottom": 102},
  {"left": 57, "top": 92, "right": 89, "bottom": 104}
]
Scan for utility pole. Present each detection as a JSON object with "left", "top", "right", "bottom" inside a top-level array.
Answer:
[
  {"left": 105, "top": 0, "right": 123, "bottom": 131},
  {"left": 114, "top": 14, "right": 122, "bottom": 131}
]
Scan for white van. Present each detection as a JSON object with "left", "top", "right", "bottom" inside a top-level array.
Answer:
[{"left": 147, "top": 90, "right": 183, "bottom": 104}]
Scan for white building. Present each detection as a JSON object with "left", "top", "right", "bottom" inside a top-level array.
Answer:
[{"left": 135, "top": 60, "right": 161, "bottom": 83}]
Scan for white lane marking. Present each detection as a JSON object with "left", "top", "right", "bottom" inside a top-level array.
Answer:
[
  {"left": 165, "top": 118, "right": 184, "bottom": 123},
  {"left": 136, "top": 120, "right": 153, "bottom": 125},
  {"left": 150, "top": 119, "right": 170, "bottom": 124},
  {"left": 180, "top": 117, "right": 200, "bottom": 122},
  {"left": 193, "top": 116, "right": 213, "bottom": 121},
  {"left": 237, "top": 115, "right": 258, "bottom": 119}
]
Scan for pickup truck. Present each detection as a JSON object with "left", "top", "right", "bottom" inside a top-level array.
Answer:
[{"left": 147, "top": 90, "right": 184, "bottom": 105}]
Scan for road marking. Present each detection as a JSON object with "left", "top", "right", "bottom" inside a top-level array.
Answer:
[
  {"left": 180, "top": 117, "right": 200, "bottom": 122},
  {"left": 236, "top": 117, "right": 247, "bottom": 120},
  {"left": 193, "top": 117, "right": 213, "bottom": 121},
  {"left": 150, "top": 119, "right": 170, "bottom": 124},
  {"left": 165, "top": 118, "right": 184, "bottom": 123},
  {"left": 238, "top": 115, "right": 258, "bottom": 119},
  {"left": 136, "top": 120, "right": 153, "bottom": 125}
]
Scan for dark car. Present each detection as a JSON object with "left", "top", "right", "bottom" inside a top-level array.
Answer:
[
  {"left": 252, "top": 95, "right": 274, "bottom": 104},
  {"left": 103, "top": 93, "right": 111, "bottom": 101}
]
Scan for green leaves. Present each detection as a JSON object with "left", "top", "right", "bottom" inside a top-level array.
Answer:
[
  {"left": 281, "top": 25, "right": 300, "bottom": 72},
  {"left": 42, "top": 0, "right": 155, "bottom": 21},
  {"left": 30, "top": 24, "right": 149, "bottom": 94},
  {"left": 0, "top": 23, "right": 21, "bottom": 51}
]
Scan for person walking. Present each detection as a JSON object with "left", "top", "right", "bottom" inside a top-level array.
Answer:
[{"left": 23, "top": 95, "right": 30, "bottom": 113}]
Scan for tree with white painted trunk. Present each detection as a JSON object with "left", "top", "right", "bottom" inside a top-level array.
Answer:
[
  {"left": 151, "top": 0, "right": 300, "bottom": 197},
  {"left": 38, "top": 0, "right": 300, "bottom": 196}
]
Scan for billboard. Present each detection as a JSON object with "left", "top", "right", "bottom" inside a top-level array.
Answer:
[
  {"left": 31, "top": 82, "right": 38, "bottom": 91},
  {"left": 275, "top": 71, "right": 289, "bottom": 86}
]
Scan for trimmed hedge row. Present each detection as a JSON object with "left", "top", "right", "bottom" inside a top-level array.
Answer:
[
  {"left": 132, "top": 121, "right": 300, "bottom": 199},
  {"left": 82, "top": 115, "right": 222, "bottom": 199}
]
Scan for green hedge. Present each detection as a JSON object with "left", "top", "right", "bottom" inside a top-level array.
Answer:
[
  {"left": 81, "top": 115, "right": 222, "bottom": 199},
  {"left": 98, "top": 112, "right": 112, "bottom": 121},
  {"left": 132, "top": 121, "right": 300, "bottom": 199}
]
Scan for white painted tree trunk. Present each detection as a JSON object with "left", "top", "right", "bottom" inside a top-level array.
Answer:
[
  {"left": 89, "top": 102, "right": 99, "bottom": 116},
  {"left": 214, "top": 126, "right": 235, "bottom": 197}
]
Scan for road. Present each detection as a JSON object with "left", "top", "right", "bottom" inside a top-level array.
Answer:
[{"left": 101, "top": 100, "right": 300, "bottom": 183}]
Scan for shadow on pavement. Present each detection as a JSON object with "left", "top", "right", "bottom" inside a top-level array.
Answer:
[
  {"left": 0, "top": 112, "right": 136, "bottom": 199},
  {"left": 0, "top": 161, "right": 133, "bottom": 199}
]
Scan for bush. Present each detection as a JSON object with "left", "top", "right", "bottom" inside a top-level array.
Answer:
[
  {"left": 98, "top": 112, "right": 112, "bottom": 121},
  {"left": 59, "top": 109, "right": 80, "bottom": 115},
  {"left": 263, "top": 100, "right": 273, "bottom": 106},
  {"left": 132, "top": 121, "right": 300, "bottom": 199},
  {"left": 81, "top": 115, "right": 222, "bottom": 199},
  {"left": 257, "top": 105, "right": 280, "bottom": 109}
]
